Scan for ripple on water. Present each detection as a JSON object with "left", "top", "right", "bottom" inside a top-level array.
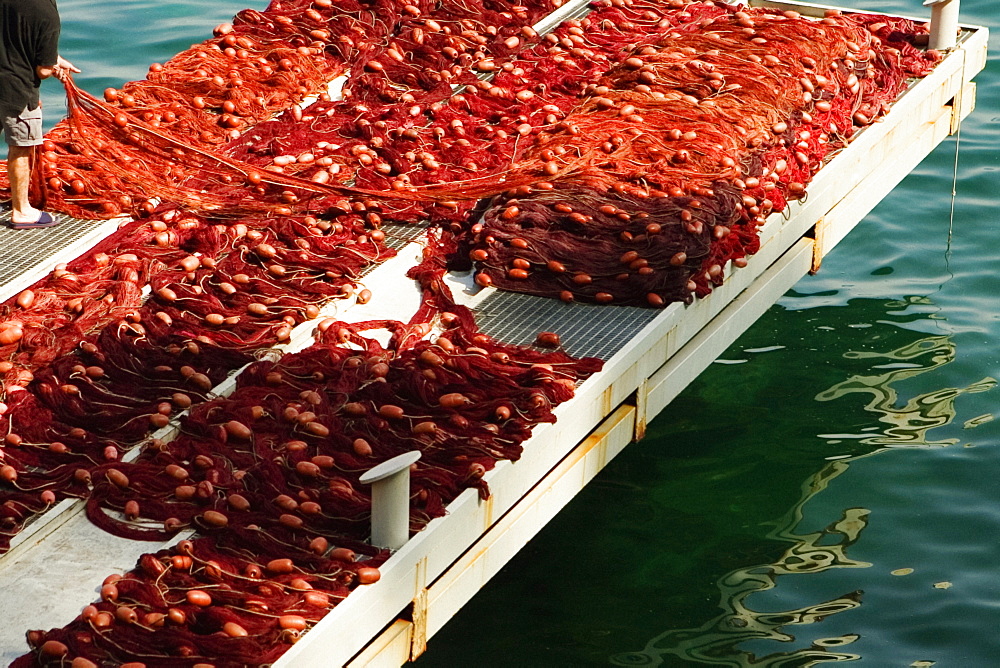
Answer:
[{"left": 727, "top": 442, "right": 1000, "bottom": 664}]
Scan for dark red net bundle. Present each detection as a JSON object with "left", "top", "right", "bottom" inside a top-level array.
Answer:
[
  {"left": 12, "top": 535, "right": 387, "bottom": 668},
  {"left": 0, "top": 310, "right": 263, "bottom": 551},
  {"left": 13, "top": 296, "right": 599, "bottom": 666},
  {"left": 0, "top": 203, "right": 404, "bottom": 547},
  {"left": 466, "top": 5, "right": 939, "bottom": 306},
  {"left": 78, "top": 282, "right": 599, "bottom": 540}
]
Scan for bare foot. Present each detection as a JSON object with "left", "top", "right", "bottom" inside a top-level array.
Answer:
[{"left": 10, "top": 205, "right": 45, "bottom": 224}]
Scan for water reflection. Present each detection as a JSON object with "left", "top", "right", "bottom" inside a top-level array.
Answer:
[
  {"left": 609, "top": 466, "right": 867, "bottom": 667},
  {"left": 610, "top": 334, "right": 995, "bottom": 667},
  {"left": 816, "top": 335, "right": 995, "bottom": 447}
]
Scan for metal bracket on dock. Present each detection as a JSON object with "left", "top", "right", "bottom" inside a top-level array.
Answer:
[
  {"left": 634, "top": 378, "right": 649, "bottom": 442},
  {"left": 809, "top": 225, "right": 824, "bottom": 274},
  {"left": 947, "top": 47, "right": 973, "bottom": 136},
  {"left": 410, "top": 587, "right": 429, "bottom": 661},
  {"left": 410, "top": 555, "right": 430, "bottom": 660},
  {"left": 949, "top": 81, "right": 975, "bottom": 135}
]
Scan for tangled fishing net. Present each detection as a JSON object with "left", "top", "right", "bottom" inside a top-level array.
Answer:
[{"left": 0, "top": 0, "right": 942, "bottom": 665}]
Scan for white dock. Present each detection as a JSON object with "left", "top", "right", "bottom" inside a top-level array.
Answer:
[{"left": 0, "top": 1, "right": 987, "bottom": 665}]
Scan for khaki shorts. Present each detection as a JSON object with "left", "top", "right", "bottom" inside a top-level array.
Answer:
[{"left": 2, "top": 105, "right": 44, "bottom": 147}]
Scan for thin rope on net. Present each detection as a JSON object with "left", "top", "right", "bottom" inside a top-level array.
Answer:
[{"left": 54, "top": 80, "right": 408, "bottom": 219}]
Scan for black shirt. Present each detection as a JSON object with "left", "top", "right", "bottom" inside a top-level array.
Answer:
[{"left": 0, "top": 0, "right": 60, "bottom": 117}]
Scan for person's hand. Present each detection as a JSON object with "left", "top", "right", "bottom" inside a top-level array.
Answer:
[{"left": 53, "top": 55, "right": 80, "bottom": 82}]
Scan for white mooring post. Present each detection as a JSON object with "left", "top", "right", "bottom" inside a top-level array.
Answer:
[
  {"left": 360, "top": 450, "right": 422, "bottom": 550},
  {"left": 924, "top": 0, "right": 960, "bottom": 50}
]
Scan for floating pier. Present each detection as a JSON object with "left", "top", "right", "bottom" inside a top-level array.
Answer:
[{"left": 0, "top": 1, "right": 987, "bottom": 665}]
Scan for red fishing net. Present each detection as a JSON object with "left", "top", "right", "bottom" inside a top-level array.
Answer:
[{"left": 0, "top": 1, "right": 941, "bottom": 665}]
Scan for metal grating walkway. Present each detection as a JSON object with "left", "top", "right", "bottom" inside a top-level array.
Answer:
[
  {"left": 0, "top": 208, "right": 105, "bottom": 286},
  {"left": 475, "top": 291, "right": 660, "bottom": 361},
  {"left": 380, "top": 222, "right": 429, "bottom": 250}
]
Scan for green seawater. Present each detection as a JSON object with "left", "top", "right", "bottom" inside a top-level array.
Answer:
[{"left": 44, "top": 1, "right": 1000, "bottom": 665}]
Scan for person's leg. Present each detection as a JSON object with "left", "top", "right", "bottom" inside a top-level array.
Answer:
[
  {"left": 8, "top": 144, "right": 42, "bottom": 223},
  {"left": 3, "top": 105, "right": 47, "bottom": 224}
]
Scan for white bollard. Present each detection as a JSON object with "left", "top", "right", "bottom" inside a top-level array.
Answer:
[
  {"left": 360, "top": 450, "right": 422, "bottom": 550},
  {"left": 924, "top": 0, "right": 960, "bottom": 51}
]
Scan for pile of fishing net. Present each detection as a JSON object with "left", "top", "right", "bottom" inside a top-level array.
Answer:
[
  {"left": 0, "top": 1, "right": 943, "bottom": 665},
  {"left": 13, "top": 537, "right": 383, "bottom": 667},
  {"left": 11, "top": 287, "right": 600, "bottom": 666},
  {"left": 0, "top": 0, "right": 561, "bottom": 219}
]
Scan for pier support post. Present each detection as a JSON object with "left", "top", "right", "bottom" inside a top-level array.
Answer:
[
  {"left": 924, "top": 0, "right": 960, "bottom": 50},
  {"left": 360, "top": 451, "right": 422, "bottom": 550}
]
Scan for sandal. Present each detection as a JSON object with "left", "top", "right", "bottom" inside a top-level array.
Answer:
[{"left": 9, "top": 211, "right": 59, "bottom": 230}]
